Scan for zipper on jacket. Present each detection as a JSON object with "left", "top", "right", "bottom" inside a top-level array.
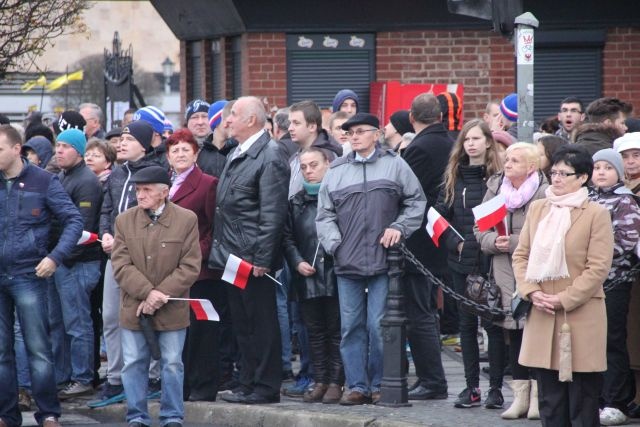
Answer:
[
  {"left": 462, "top": 187, "right": 467, "bottom": 209},
  {"left": 118, "top": 164, "right": 132, "bottom": 214},
  {"left": 363, "top": 161, "right": 369, "bottom": 276}
]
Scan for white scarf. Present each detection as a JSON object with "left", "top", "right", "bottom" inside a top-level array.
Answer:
[{"left": 525, "top": 186, "right": 588, "bottom": 283}]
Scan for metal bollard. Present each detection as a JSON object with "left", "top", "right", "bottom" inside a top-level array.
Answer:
[{"left": 377, "top": 244, "right": 411, "bottom": 407}]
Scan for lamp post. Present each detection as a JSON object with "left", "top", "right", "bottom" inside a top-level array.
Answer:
[
  {"left": 162, "top": 57, "right": 174, "bottom": 95},
  {"left": 377, "top": 245, "right": 411, "bottom": 407}
]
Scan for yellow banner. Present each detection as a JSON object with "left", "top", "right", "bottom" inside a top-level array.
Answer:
[{"left": 21, "top": 75, "right": 47, "bottom": 92}]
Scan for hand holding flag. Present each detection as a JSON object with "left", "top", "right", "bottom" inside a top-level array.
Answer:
[
  {"left": 222, "top": 254, "right": 283, "bottom": 289},
  {"left": 426, "top": 207, "right": 463, "bottom": 247}
]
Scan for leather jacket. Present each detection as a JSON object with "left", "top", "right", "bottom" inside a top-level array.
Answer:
[
  {"left": 283, "top": 189, "right": 337, "bottom": 300},
  {"left": 208, "top": 131, "right": 290, "bottom": 270}
]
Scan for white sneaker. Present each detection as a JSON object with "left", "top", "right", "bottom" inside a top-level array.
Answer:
[{"left": 600, "top": 407, "right": 628, "bottom": 426}]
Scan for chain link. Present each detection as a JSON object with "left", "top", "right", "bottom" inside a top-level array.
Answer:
[
  {"left": 397, "top": 243, "right": 640, "bottom": 317},
  {"left": 398, "top": 243, "right": 511, "bottom": 317}
]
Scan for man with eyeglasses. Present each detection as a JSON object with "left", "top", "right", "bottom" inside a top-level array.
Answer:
[
  {"left": 316, "top": 112, "right": 426, "bottom": 405},
  {"left": 556, "top": 96, "right": 585, "bottom": 141}
]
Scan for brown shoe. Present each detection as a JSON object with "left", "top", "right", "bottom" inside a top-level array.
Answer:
[
  {"left": 18, "top": 387, "right": 32, "bottom": 411},
  {"left": 42, "top": 416, "right": 61, "bottom": 427},
  {"left": 372, "top": 391, "right": 381, "bottom": 404},
  {"left": 322, "top": 384, "right": 343, "bottom": 404},
  {"left": 303, "top": 383, "right": 327, "bottom": 403},
  {"left": 339, "top": 390, "right": 371, "bottom": 406}
]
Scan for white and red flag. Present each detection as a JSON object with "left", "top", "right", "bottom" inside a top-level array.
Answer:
[
  {"left": 426, "top": 207, "right": 464, "bottom": 247},
  {"left": 472, "top": 194, "right": 507, "bottom": 235},
  {"left": 77, "top": 230, "right": 99, "bottom": 245},
  {"left": 188, "top": 299, "right": 220, "bottom": 321},
  {"left": 221, "top": 254, "right": 253, "bottom": 289}
]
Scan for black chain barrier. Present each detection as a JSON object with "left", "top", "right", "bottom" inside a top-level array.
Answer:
[{"left": 398, "top": 243, "right": 640, "bottom": 318}]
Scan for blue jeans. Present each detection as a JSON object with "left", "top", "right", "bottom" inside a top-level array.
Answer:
[
  {"left": 0, "top": 273, "right": 60, "bottom": 426},
  {"left": 47, "top": 278, "right": 70, "bottom": 385},
  {"left": 121, "top": 328, "right": 186, "bottom": 426},
  {"left": 276, "top": 264, "right": 292, "bottom": 372},
  {"left": 290, "top": 301, "right": 313, "bottom": 377},
  {"left": 14, "top": 315, "right": 31, "bottom": 389},
  {"left": 54, "top": 261, "right": 101, "bottom": 384},
  {"left": 337, "top": 274, "right": 388, "bottom": 395}
]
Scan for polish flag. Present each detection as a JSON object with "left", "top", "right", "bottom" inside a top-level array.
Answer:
[
  {"left": 189, "top": 299, "right": 220, "bottom": 321},
  {"left": 426, "top": 207, "right": 450, "bottom": 247},
  {"left": 221, "top": 254, "right": 253, "bottom": 289},
  {"left": 472, "top": 194, "right": 507, "bottom": 232},
  {"left": 77, "top": 230, "right": 99, "bottom": 245}
]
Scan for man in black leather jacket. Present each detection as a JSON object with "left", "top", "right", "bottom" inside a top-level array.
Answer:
[{"left": 209, "top": 96, "right": 290, "bottom": 404}]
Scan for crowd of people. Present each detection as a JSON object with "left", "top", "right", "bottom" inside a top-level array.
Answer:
[{"left": 0, "top": 88, "right": 639, "bottom": 427}]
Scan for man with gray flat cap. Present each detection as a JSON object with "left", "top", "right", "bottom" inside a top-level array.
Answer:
[
  {"left": 316, "top": 112, "right": 426, "bottom": 405},
  {"left": 112, "top": 166, "right": 201, "bottom": 427}
]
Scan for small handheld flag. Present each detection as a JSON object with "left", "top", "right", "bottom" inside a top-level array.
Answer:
[
  {"left": 168, "top": 298, "right": 220, "bottom": 321},
  {"left": 222, "top": 254, "right": 253, "bottom": 289},
  {"left": 472, "top": 194, "right": 507, "bottom": 232},
  {"left": 77, "top": 230, "right": 100, "bottom": 245},
  {"left": 426, "top": 207, "right": 463, "bottom": 247}
]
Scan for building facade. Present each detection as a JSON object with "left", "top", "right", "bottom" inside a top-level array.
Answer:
[{"left": 152, "top": 0, "right": 640, "bottom": 122}]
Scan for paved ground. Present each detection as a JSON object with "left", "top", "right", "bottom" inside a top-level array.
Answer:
[{"left": 19, "top": 346, "right": 640, "bottom": 426}]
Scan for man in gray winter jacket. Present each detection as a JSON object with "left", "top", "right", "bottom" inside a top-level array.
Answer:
[{"left": 316, "top": 112, "right": 425, "bottom": 406}]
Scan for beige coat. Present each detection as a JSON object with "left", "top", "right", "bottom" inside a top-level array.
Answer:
[
  {"left": 475, "top": 172, "right": 548, "bottom": 329},
  {"left": 512, "top": 198, "right": 613, "bottom": 372},
  {"left": 112, "top": 202, "right": 201, "bottom": 331}
]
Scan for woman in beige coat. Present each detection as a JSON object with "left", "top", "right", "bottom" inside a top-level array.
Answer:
[
  {"left": 512, "top": 145, "right": 613, "bottom": 427},
  {"left": 475, "top": 142, "right": 548, "bottom": 420}
]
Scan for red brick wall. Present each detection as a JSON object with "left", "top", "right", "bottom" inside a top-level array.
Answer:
[
  {"left": 245, "top": 33, "right": 288, "bottom": 110},
  {"left": 603, "top": 27, "right": 640, "bottom": 104},
  {"left": 376, "top": 30, "right": 515, "bottom": 121}
]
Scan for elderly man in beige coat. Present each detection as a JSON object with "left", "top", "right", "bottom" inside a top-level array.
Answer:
[{"left": 112, "top": 166, "right": 201, "bottom": 427}]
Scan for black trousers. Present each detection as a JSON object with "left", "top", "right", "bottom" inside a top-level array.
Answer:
[
  {"left": 227, "top": 275, "right": 282, "bottom": 397},
  {"left": 508, "top": 329, "right": 529, "bottom": 380},
  {"left": 451, "top": 270, "right": 505, "bottom": 389},
  {"left": 403, "top": 272, "right": 448, "bottom": 391},
  {"left": 182, "top": 279, "right": 226, "bottom": 400},
  {"left": 601, "top": 282, "right": 633, "bottom": 410},
  {"left": 536, "top": 368, "right": 603, "bottom": 427},
  {"left": 438, "top": 271, "right": 459, "bottom": 335},
  {"left": 299, "top": 296, "right": 344, "bottom": 385}
]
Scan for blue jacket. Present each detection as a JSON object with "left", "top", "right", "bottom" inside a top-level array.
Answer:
[{"left": 0, "top": 159, "right": 83, "bottom": 275}]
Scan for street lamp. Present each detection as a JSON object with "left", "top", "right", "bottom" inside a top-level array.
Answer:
[{"left": 162, "top": 57, "right": 174, "bottom": 94}]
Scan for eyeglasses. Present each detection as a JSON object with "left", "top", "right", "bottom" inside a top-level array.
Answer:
[
  {"left": 550, "top": 170, "right": 579, "bottom": 178},
  {"left": 84, "top": 152, "right": 105, "bottom": 159},
  {"left": 344, "top": 128, "right": 378, "bottom": 137}
]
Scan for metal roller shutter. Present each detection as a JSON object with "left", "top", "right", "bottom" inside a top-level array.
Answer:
[
  {"left": 287, "top": 34, "right": 375, "bottom": 111},
  {"left": 533, "top": 30, "right": 605, "bottom": 122}
]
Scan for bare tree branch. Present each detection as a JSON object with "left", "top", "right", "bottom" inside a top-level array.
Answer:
[{"left": 0, "top": 0, "right": 89, "bottom": 77}]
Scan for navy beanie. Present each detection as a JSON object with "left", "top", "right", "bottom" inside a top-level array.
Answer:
[{"left": 332, "top": 89, "right": 360, "bottom": 113}]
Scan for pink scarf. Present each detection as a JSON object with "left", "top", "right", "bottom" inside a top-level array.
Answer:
[
  {"left": 169, "top": 165, "right": 195, "bottom": 200},
  {"left": 500, "top": 172, "right": 540, "bottom": 211}
]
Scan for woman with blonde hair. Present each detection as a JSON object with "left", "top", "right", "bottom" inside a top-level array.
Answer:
[
  {"left": 435, "top": 118, "right": 504, "bottom": 409},
  {"left": 475, "top": 142, "right": 548, "bottom": 420}
]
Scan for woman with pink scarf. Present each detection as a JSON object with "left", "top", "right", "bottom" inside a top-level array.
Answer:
[
  {"left": 475, "top": 142, "right": 548, "bottom": 420},
  {"left": 512, "top": 145, "right": 613, "bottom": 426}
]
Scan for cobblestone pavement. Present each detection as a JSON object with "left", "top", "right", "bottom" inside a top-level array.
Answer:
[{"left": 20, "top": 345, "right": 640, "bottom": 426}]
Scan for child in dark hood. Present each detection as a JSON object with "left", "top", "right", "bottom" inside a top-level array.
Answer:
[{"left": 22, "top": 136, "right": 53, "bottom": 168}]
